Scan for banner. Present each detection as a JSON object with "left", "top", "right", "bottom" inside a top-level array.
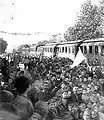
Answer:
[{"left": 71, "top": 48, "right": 85, "bottom": 68}]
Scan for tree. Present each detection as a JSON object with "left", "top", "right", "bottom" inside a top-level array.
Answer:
[
  {"left": 0, "top": 38, "right": 7, "bottom": 54},
  {"left": 37, "top": 40, "right": 49, "bottom": 46},
  {"left": 98, "top": 0, "right": 104, "bottom": 36},
  {"left": 64, "top": 0, "right": 103, "bottom": 41},
  {"left": 99, "top": 0, "right": 104, "bottom": 16},
  {"left": 64, "top": 26, "right": 78, "bottom": 41},
  {"left": 17, "top": 45, "right": 24, "bottom": 53}
]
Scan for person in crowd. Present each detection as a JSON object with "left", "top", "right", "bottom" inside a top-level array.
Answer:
[
  {"left": 0, "top": 58, "right": 10, "bottom": 83},
  {"left": 24, "top": 56, "right": 29, "bottom": 70},
  {"left": 2, "top": 53, "right": 104, "bottom": 119},
  {"left": 0, "top": 103, "right": 22, "bottom": 120},
  {"left": 0, "top": 90, "right": 14, "bottom": 103},
  {"left": 13, "top": 76, "right": 34, "bottom": 120}
]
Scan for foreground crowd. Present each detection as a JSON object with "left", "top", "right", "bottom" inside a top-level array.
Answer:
[{"left": 0, "top": 55, "right": 104, "bottom": 120}]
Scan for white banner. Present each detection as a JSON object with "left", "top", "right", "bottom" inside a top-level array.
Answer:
[{"left": 71, "top": 48, "right": 85, "bottom": 68}]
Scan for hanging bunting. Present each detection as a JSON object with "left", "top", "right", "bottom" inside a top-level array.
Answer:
[{"left": 0, "top": 31, "right": 39, "bottom": 36}]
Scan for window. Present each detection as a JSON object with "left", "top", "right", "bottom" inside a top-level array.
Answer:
[
  {"left": 89, "top": 46, "right": 92, "bottom": 53},
  {"left": 69, "top": 47, "right": 70, "bottom": 53},
  {"left": 45, "top": 48, "right": 46, "bottom": 52},
  {"left": 72, "top": 47, "right": 74, "bottom": 53},
  {"left": 50, "top": 48, "right": 52, "bottom": 52},
  {"left": 62, "top": 47, "right": 64, "bottom": 53},
  {"left": 43, "top": 48, "right": 45, "bottom": 52},
  {"left": 95, "top": 46, "right": 98, "bottom": 54},
  {"left": 101, "top": 46, "right": 104, "bottom": 56},
  {"left": 48, "top": 47, "right": 49, "bottom": 52},
  {"left": 80, "top": 46, "right": 83, "bottom": 53},
  {"left": 44, "top": 48, "right": 46, "bottom": 52},
  {"left": 84, "top": 46, "right": 87, "bottom": 54},
  {"left": 46, "top": 48, "right": 47, "bottom": 52},
  {"left": 65, "top": 47, "right": 67, "bottom": 53},
  {"left": 59, "top": 47, "right": 61, "bottom": 53},
  {"left": 57, "top": 47, "right": 59, "bottom": 52},
  {"left": 58, "top": 47, "right": 61, "bottom": 53}
]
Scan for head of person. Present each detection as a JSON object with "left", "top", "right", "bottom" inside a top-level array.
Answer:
[
  {"left": 14, "top": 76, "right": 30, "bottom": 94},
  {"left": 73, "top": 86, "right": 78, "bottom": 94},
  {"left": 61, "top": 81, "right": 70, "bottom": 92},
  {"left": 79, "top": 103, "right": 86, "bottom": 112},
  {"left": 43, "top": 80, "right": 51, "bottom": 90},
  {"left": 79, "top": 77, "right": 83, "bottom": 82},
  {"left": 77, "top": 87, "right": 82, "bottom": 94},
  {"left": 0, "top": 90, "right": 14, "bottom": 103}
]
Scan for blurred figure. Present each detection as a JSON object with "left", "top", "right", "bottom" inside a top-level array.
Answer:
[
  {"left": 0, "top": 103, "right": 21, "bottom": 120},
  {"left": 13, "top": 76, "right": 34, "bottom": 120},
  {"left": 0, "top": 90, "right": 14, "bottom": 103}
]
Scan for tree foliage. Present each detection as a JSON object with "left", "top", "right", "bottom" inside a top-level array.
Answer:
[
  {"left": 49, "top": 33, "right": 66, "bottom": 43},
  {"left": 0, "top": 38, "right": 7, "bottom": 54},
  {"left": 37, "top": 40, "right": 49, "bottom": 46},
  {"left": 99, "top": 0, "right": 104, "bottom": 16},
  {"left": 16, "top": 44, "right": 31, "bottom": 54},
  {"left": 64, "top": 0, "right": 103, "bottom": 41}
]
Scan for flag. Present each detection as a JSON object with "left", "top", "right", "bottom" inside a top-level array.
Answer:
[{"left": 71, "top": 47, "right": 86, "bottom": 68}]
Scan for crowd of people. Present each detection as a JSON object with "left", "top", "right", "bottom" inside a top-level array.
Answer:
[{"left": 0, "top": 54, "right": 104, "bottom": 120}]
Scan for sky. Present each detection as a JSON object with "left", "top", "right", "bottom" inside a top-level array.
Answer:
[{"left": 0, "top": 0, "right": 100, "bottom": 52}]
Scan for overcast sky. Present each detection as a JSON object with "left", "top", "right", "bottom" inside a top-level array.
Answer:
[{"left": 0, "top": 0, "right": 100, "bottom": 52}]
